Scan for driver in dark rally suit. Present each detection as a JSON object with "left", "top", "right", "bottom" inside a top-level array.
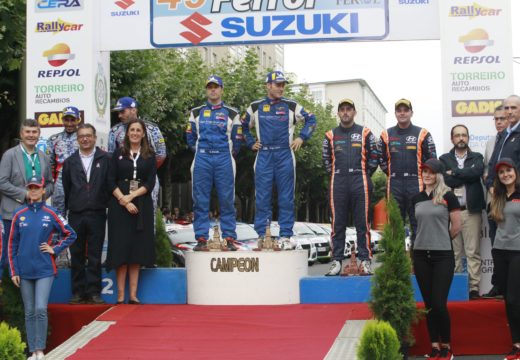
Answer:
[
  {"left": 378, "top": 98, "right": 437, "bottom": 245},
  {"left": 323, "top": 98, "right": 380, "bottom": 276}
]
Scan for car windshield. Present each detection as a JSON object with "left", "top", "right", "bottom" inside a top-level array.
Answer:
[
  {"left": 293, "top": 223, "right": 314, "bottom": 236},
  {"left": 305, "top": 223, "right": 328, "bottom": 235}
]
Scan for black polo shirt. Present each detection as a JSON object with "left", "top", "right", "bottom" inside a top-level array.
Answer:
[{"left": 413, "top": 190, "right": 460, "bottom": 250}]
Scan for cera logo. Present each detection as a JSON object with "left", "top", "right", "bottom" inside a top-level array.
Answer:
[
  {"left": 115, "top": 0, "right": 134, "bottom": 9},
  {"left": 451, "top": 99, "right": 503, "bottom": 117},
  {"left": 35, "top": 110, "right": 85, "bottom": 128},
  {"left": 459, "top": 29, "right": 494, "bottom": 53},
  {"left": 43, "top": 43, "right": 75, "bottom": 67},
  {"left": 36, "top": 0, "right": 83, "bottom": 11}
]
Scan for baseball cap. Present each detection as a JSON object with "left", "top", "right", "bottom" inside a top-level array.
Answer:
[
  {"left": 395, "top": 98, "right": 413, "bottom": 110},
  {"left": 421, "top": 158, "right": 444, "bottom": 174},
  {"left": 265, "top": 71, "right": 288, "bottom": 84},
  {"left": 112, "top": 97, "right": 138, "bottom": 111},
  {"left": 338, "top": 98, "right": 356, "bottom": 110},
  {"left": 495, "top": 158, "right": 516, "bottom": 171},
  {"left": 26, "top": 176, "right": 45, "bottom": 188},
  {"left": 62, "top": 106, "right": 80, "bottom": 119},
  {"left": 206, "top": 75, "right": 223, "bottom": 87}
]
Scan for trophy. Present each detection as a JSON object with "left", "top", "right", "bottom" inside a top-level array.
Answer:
[
  {"left": 207, "top": 225, "right": 226, "bottom": 251},
  {"left": 343, "top": 243, "right": 361, "bottom": 276},
  {"left": 255, "top": 220, "right": 280, "bottom": 251}
]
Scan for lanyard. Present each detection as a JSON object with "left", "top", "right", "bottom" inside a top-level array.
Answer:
[
  {"left": 20, "top": 145, "right": 37, "bottom": 177},
  {"left": 80, "top": 152, "right": 95, "bottom": 182},
  {"left": 130, "top": 149, "right": 140, "bottom": 180}
]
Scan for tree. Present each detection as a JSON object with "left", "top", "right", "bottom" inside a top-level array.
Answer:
[{"left": 369, "top": 196, "right": 418, "bottom": 358}]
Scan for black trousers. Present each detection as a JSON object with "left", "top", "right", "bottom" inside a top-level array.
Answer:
[
  {"left": 68, "top": 210, "right": 106, "bottom": 297},
  {"left": 487, "top": 215, "right": 498, "bottom": 286},
  {"left": 492, "top": 248, "right": 520, "bottom": 343},
  {"left": 413, "top": 250, "right": 455, "bottom": 344}
]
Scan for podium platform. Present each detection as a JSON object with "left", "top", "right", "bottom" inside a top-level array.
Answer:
[{"left": 186, "top": 250, "right": 308, "bottom": 305}]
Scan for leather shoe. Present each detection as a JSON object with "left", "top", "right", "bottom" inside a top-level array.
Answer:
[
  {"left": 69, "top": 293, "right": 85, "bottom": 305},
  {"left": 482, "top": 286, "right": 502, "bottom": 299},
  {"left": 128, "top": 299, "right": 141, "bottom": 305},
  {"left": 88, "top": 295, "right": 106, "bottom": 305},
  {"left": 469, "top": 290, "right": 480, "bottom": 300}
]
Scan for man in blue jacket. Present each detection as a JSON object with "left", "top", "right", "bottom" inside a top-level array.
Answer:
[
  {"left": 187, "top": 75, "right": 242, "bottom": 251},
  {"left": 242, "top": 71, "right": 316, "bottom": 250}
]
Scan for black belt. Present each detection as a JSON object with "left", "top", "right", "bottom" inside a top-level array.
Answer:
[{"left": 460, "top": 205, "right": 467, "bottom": 211}]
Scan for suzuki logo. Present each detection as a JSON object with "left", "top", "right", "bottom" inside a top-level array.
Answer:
[
  {"left": 180, "top": 12, "right": 212, "bottom": 45},
  {"left": 115, "top": 0, "right": 134, "bottom": 10}
]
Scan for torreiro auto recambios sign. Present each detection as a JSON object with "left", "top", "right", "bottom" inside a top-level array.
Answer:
[{"left": 150, "top": 0, "right": 389, "bottom": 48}]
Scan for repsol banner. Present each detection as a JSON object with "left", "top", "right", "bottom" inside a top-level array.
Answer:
[
  {"left": 150, "top": 0, "right": 388, "bottom": 47},
  {"left": 439, "top": 0, "right": 513, "bottom": 155}
]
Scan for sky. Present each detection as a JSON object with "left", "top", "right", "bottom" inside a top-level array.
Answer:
[{"left": 284, "top": 2, "right": 520, "bottom": 153}]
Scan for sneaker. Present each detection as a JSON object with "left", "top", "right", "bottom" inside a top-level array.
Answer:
[
  {"left": 482, "top": 286, "right": 502, "bottom": 299},
  {"left": 505, "top": 345, "right": 520, "bottom": 360},
  {"left": 69, "top": 293, "right": 85, "bottom": 305},
  {"left": 424, "top": 347, "right": 440, "bottom": 358},
  {"left": 325, "top": 260, "right": 342, "bottom": 276},
  {"left": 279, "top": 237, "right": 293, "bottom": 250},
  {"left": 225, "top": 237, "right": 238, "bottom": 251},
  {"left": 438, "top": 347, "right": 454, "bottom": 360},
  {"left": 88, "top": 294, "right": 106, "bottom": 305},
  {"left": 469, "top": 290, "right": 480, "bottom": 300},
  {"left": 193, "top": 238, "right": 208, "bottom": 251},
  {"left": 360, "top": 260, "right": 373, "bottom": 275}
]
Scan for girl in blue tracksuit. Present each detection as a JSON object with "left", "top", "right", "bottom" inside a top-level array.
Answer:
[{"left": 8, "top": 176, "right": 76, "bottom": 360}]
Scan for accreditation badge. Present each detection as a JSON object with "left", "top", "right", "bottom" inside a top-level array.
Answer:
[
  {"left": 129, "top": 180, "right": 139, "bottom": 193},
  {"left": 263, "top": 105, "right": 270, "bottom": 112}
]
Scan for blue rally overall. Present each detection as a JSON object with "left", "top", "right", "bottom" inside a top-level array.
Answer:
[
  {"left": 187, "top": 101, "right": 242, "bottom": 240},
  {"left": 243, "top": 97, "right": 316, "bottom": 238}
]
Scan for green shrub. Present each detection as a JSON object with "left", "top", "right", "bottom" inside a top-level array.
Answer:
[
  {"left": 0, "top": 272, "right": 26, "bottom": 341},
  {"left": 369, "top": 196, "right": 418, "bottom": 348},
  {"left": 357, "top": 320, "right": 401, "bottom": 360},
  {"left": 0, "top": 321, "right": 26, "bottom": 360},
  {"left": 155, "top": 210, "right": 173, "bottom": 267}
]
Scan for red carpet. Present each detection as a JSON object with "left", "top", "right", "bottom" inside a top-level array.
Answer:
[
  {"left": 411, "top": 299, "right": 510, "bottom": 356},
  {"left": 48, "top": 300, "right": 511, "bottom": 358},
  {"left": 67, "top": 304, "right": 372, "bottom": 360}
]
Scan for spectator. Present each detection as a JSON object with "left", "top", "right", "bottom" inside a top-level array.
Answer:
[
  {"left": 0, "top": 119, "right": 53, "bottom": 280},
  {"left": 8, "top": 176, "right": 76, "bottom": 360},
  {"left": 161, "top": 207, "right": 174, "bottom": 223},
  {"left": 412, "top": 159, "right": 461, "bottom": 360},
  {"left": 107, "top": 119, "right": 156, "bottom": 304},
  {"left": 46, "top": 106, "right": 80, "bottom": 215},
  {"left": 62, "top": 124, "right": 110, "bottom": 305},
  {"left": 379, "top": 99, "right": 437, "bottom": 246},
  {"left": 242, "top": 71, "right": 316, "bottom": 249},
  {"left": 483, "top": 106, "right": 508, "bottom": 299},
  {"left": 440, "top": 124, "right": 485, "bottom": 300},
  {"left": 488, "top": 158, "right": 520, "bottom": 360},
  {"left": 172, "top": 207, "right": 181, "bottom": 220}
]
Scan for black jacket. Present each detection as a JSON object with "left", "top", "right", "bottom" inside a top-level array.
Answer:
[
  {"left": 486, "top": 125, "right": 520, "bottom": 188},
  {"left": 440, "top": 148, "right": 485, "bottom": 213},
  {"left": 62, "top": 147, "right": 110, "bottom": 213}
]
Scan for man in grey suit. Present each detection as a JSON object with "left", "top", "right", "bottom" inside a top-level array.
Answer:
[{"left": 0, "top": 119, "right": 53, "bottom": 279}]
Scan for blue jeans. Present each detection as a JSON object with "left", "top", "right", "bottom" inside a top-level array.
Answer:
[
  {"left": 0, "top": 219, "right": 12, "bottom": 279},
  {"left": 20, "top": 276, "right": 54, "bottom": 352}
]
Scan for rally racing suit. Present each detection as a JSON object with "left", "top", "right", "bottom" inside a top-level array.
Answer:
[
  {"left": 323, "top": 124, "right": 379, "bottom": 262},
  {"left": 46, "top": 131, "right": 78, "bottom": 215},
  {"left": 242, "top": 97, "right": 316, "bottom": 238},
  {"left": 187, "top": 101, "right": 242, "bottom": 240},
  {"left": 379, "top": 124, "right": 436, "bottom": 243}
]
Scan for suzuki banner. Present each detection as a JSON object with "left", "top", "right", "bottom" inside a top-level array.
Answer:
[
  {"left": 439, "top": 0, "right": 514, "bottom": 295},
  {"left": 100, "top": 0, "right": 442, "bottom": 51}
]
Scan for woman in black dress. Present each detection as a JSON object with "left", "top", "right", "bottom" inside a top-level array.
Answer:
[{"left": 107, "top": 119, "right": 156, "bottom": 304}]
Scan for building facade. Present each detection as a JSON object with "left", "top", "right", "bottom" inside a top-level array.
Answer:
[
  {"left": 195, "top": 44, "right": 284, "bottom": 72},
  {"left": 293, "top": 79, "right": 387, "bottom": 137}
]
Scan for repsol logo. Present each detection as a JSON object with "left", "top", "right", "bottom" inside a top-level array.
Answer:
[
  {"left": 210, "top": 257, "right": 260, "bottom": 272},
  {"left": 451, "top": 99, "right": 502, "bottom": 117},
  {"left": 221, "top": 13, "right": 358, "bottom": 37}
]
